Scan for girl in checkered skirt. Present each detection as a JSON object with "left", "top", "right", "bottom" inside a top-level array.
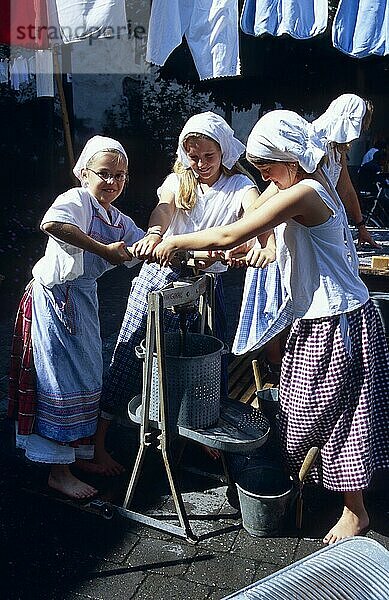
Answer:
[
  {"left": 95, "top": 112, "right": 276, "bottom": 465},
  {"left": 153, "top": 110, "right": 389, "bottom": 545}
]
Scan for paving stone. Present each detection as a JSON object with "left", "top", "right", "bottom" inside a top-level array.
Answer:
[
  {"left": 135, "top": 573, "right": 211, "bottom": 600},
  {"left": 293, "top": 538, "right": 324, "bottom": 562},
  {"left": 207, "top": 588, "right": 237, "bottom": 600},
  {"left": 196, "top": 523, "right": 241, "bottom": 552},
  {"left": 72, "top": 568, "right": 146, "bottom": 600},
  {"left": 231, "top": 532, "right": 298, "bottom": 566},
  {"left": 125, "top": 537, "right": 198, "bottom": 576},
  {"left": 185, "top": 551, "right": 256, "bottom": 591},
  {"left": 252, "top": 560, "right": 282, "bottom": 581}
]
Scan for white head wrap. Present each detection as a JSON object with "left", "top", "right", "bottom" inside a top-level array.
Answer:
[
  {"left": 311, "top": 94, "right": 367, "bottom": 144},
  {"left": 73, "top": 135, "right": 128, "bottom": 181},
  {"left": 246, "top": 110, "right": 326, "bottom": 174},
  {"left": 176, "top": 111, "right": 245, "bottom": 170}
]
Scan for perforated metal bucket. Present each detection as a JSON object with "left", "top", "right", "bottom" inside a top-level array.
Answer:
[{"left": 138, "top": 333, "right": 226, "bottom": 428}]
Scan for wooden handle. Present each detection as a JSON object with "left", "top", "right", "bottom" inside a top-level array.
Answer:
[
  {"left": 298, "top": 447, "right": 319, "bottom": 483},
  {"left": 252, "top": 359, "right": 262, "bottom": 391},
  {"left": 296, "top": 494, "right": 303, "bottom": 529},
  {"left": 191, "top": 251, "right": 247, "bottom": 264}
]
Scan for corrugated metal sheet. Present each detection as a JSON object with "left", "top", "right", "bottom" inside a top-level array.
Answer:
[{"left": 223, "top": 537, "right": 389, "bottom": 600}]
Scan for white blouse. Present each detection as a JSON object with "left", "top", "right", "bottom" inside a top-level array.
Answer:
[{"left": 32, "top": 188, "right": 144, "bottom": 287}]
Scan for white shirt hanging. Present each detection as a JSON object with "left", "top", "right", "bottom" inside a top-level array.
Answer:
[
  {"left": 35, "top": 50, "right": 54, "bottom": 97},
  {"left": 51, "top": 0, "right": 128, "bottom": 44},
  {"left": 146, "top": 0, "right": 240, "bottom": 81},
  {"left": 332, "top": 0, "right": 389, "bottom": 58},
  {"left": 240, "top": 0, "right": 328, "bottom": 39}
]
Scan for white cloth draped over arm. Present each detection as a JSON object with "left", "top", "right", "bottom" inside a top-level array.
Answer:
[
  {"left": 240, "top": 0, "right": 328, "bottom": 39},
  {"left": 332, "top": 0, "right": 389, "bottom": 58}
]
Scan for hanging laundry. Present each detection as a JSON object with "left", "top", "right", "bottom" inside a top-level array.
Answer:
[
  {"left": 146, "top": 0, "right": 240, "bottom": 80},
  {"left": 50, "top": 0, "right": 128, "bottom": 44},
  {"left": 0, "top": 0, "right": 50, "bottom": 49},
  {"left": 9, "top": 56, "right": 30, "bottom": 90},
  {"left": 332, "top": 0, "right": 389, "bottom": 58},
  {"left": 0, "top": 59, "right": 9, "bottom": 85},
  {"left": 35, "top": 50, "right": 54, "bottom": 97},
  {"left": 240, "top": 0, "right": 327, "bottom": 39}
]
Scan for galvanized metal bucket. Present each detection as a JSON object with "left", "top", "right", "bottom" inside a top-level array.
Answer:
[{"left": 235, "top": 463, "right": 295, "bottom": 537}]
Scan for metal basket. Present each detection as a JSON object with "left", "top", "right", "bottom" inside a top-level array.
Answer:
[{"left": 136, "top": 332, "right": 227, "bottom": 429}]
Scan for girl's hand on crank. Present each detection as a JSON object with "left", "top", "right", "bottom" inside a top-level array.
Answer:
[
  {"left": 152, "top": 238, "right": 178, "bottom": 267},
  {"left": 223, "top": 241, "right": 254, "bottom": 268},
  {"left": 245, "top": 246, "right": 276, "bottom": 268},
  {"left": 104, "top": 241, "right": 132, "bottom": 265},
  {"left": 131, "top": 233, "right": 163, "bottom": 260},
  {"left": 357, "top": 225, "right": 380, "bottom": 248}
]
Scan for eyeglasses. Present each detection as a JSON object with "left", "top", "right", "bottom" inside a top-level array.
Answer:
[{"left": 86, "top": 168, "right": 128, "bottom": 183}]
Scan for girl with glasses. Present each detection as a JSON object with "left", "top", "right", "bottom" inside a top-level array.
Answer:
[{"left": 8, "top": 136, "right": 144, "bottom": 500}]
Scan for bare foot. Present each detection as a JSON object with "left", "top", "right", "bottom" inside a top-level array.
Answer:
[
  {"left": 74, "top": 458, "right": 108, "bottom": 475},
  {"left": 48, "top": 465, "right": 97, "bottom": 500},
  {"left": 92, "top": 448, "right": 126, "bottom": 476},
  {"left": 323, "top": 506, "right": 369, "bottom": 545}
]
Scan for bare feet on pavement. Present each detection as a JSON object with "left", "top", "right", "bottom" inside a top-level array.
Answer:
[
  {"left": 323, "top": 505, "right": 369, "bottom": 545},
  {"left": 48, "top": 465, "right": 97, "bottom": 500}
]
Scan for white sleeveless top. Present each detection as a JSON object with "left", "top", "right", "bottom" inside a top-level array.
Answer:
[
  {"left": 158, "top": 172, "right": 256, "bottom": 272},
  {"left": 276, "top": 179, "right": 369, "bottom": 320}
]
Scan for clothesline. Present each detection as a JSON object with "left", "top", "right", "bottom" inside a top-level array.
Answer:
[{"left": 1, "top": 1, "right": 388, "bottom": 83}]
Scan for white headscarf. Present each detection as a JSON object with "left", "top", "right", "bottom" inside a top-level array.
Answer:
[
  {"left": 176, "top": 111, "right": 246, "bottom": 170},
  {"left": 73, "top": 135, "right": 128, "bottom": 181},
  {"left": 311, "top": 94, "right": 367, "bottom": 144},
  {"left": 246, "top": 110, "right": 326, "bottom": 173}
]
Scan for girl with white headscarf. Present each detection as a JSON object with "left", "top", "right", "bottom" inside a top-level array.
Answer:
[
  {"left": 96, "top": 112, "right": 275, "bottom": 458},
  {"left": 8, "top": 136, "right": 144, "bottom": 499},
  {"left": 153, "top": 109, "right": 389, "bottom": 545},
  {"left": 311, "top": 93, "right": 377, "bottom": 248}
]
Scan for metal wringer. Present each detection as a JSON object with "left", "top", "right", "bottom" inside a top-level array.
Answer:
[{"left": 120, "top": 273, "right": 270, "bottom": 543}]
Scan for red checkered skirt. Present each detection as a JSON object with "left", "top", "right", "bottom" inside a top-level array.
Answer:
[
  {"left": 279, "top": 299, "right": 389, "bottom": 492},
  {"left": 8, "top": 283, "right": 93, "bottom": 446},
  {"left": 8, "top": 283, "right": 36, "bottom": 434}
]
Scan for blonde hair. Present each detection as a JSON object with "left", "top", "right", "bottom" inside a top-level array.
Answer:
[
  {"left": 173, "top": 133, "right": 251, "bottom": 210},
  {"left": 86, "top": 148, "right": 128, "bottom": 169}
]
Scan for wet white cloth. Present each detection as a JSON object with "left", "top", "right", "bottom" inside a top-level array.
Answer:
[
  {"left": 177, "top": 111, "right": 245, "bottom": 169},
  {"left": 73, "top": 135, "right": 128, "bottom": 180},
  {"left": 35, "top": 49, "right": 54, "bottom": 97},
  {"left": 32, "top": 188, "right": 143, "bottom": 288},
  {"left": 311, "top": 94, "right": 366, "bottom": 145},
  {"left": 240, "top": 0, "right": 328, "bottom": 39},
  {"left": 51, "top": 0, "right": 127, "bottom": 44},
  {"left": 246, "top": 110, "right": 326, "bottom": 173},
  {"left": 146, "top": 0, "right": 240, "bottom": 80},
  {"left": 332, "top": 0, "right": 389, "bottom": 58}
]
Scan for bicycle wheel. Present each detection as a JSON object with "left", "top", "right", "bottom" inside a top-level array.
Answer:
[{"left": 362, "top": 212, "right": 383, "bottom": 228}]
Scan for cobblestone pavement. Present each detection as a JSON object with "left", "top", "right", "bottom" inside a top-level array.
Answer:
[{"left": 1, "top": 267, "right": 388, "bottom": 600}]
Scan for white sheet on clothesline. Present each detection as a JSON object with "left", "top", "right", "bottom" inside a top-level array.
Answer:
[
  {"left": 332, "top": 0, "right": 389, "bottom": 58},
  {"left": 240, "top": 0, "right": 328, "bottom": 39}
]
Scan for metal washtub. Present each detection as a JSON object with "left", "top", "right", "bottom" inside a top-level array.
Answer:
[{"left": 136, "top": 332, "right": 227, "bottom": 429}]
